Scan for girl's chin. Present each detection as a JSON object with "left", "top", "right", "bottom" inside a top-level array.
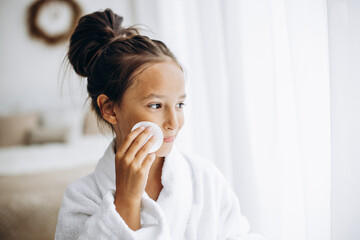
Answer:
[{"left": 154, "top": 143, "right": 173, "bottom": 157}]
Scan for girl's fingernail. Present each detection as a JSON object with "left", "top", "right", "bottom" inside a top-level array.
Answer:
[{"left": 137, "top": 126, "right": 145, "bottom": 131}]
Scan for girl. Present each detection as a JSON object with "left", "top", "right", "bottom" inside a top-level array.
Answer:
[{"left": 55, "top": 8, "right": 261, "bottom": 240}]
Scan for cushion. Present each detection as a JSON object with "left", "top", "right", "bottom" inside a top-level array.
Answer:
[
  {"left": 27, "top": 126, "right": 71, "bottom": 144},
  {"left": 0, "top": 112, "right": 39, "bottom": 147},
  {"left": 39, "top": 109, "right": 84, "bottom": 143}
]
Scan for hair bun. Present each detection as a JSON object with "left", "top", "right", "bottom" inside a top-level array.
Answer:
[{"left": 68, "top": 8, "right": 135, "bottom": 77}]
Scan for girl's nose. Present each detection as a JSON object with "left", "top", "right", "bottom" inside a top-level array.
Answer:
[{"left": 163, "top": 110, "right": 179, "bottom": 131}]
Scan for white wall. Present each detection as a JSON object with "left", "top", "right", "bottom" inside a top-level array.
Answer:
[
  {"left": 328, "top": 0, "right": 360, "bottom": 239},
  {"left": 0, "top": 0, "right": 134, "bottom": 115}
]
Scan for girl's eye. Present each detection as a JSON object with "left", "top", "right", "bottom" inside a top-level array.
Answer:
[
  {"left": 148, "top": 103, "right": 161, "bottom": 109},
  {"left": 177, "top": 103, "right": 186, "bottom": 109}
]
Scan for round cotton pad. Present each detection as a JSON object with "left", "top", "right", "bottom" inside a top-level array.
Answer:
[{"left": 131, "top": 121, "right": 163, "bottom": 153}]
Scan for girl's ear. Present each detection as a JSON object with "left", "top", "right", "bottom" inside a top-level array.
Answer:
[{"left": 97, "top": 94, "right": 118, "bottom": 124}]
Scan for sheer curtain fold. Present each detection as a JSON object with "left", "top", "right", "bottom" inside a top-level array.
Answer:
[{"left": 131, "top": 1, "right": 331, "bottom": 239}]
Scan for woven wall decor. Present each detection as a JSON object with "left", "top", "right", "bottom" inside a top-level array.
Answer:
[{"left": 27, "top": 0, "right": 82, "bottom": 45}]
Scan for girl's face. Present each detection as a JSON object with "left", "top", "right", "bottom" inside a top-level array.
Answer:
[{"left": 114, "top": 61, "right": 186, "bottom": 157}]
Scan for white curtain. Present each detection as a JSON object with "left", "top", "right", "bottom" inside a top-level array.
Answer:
[{"left": 128, "top": 0, "right": 331, "bottom": 239}]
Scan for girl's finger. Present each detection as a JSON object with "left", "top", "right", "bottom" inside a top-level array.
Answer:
[
  {"left": 125, "top": 126, "right": 154, "bottom": 159},
  {"left": 141, "top": 153, "right": 156, "bottom": 171},
  {"left": 116, "top": 126, "right": 145, "bottom": 157},
  {"left": 133, "top": 135, "right": 158, "bottom": 166}
]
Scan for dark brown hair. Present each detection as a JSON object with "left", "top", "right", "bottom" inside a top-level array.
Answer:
[{"left": 67, "top": 8, "right": 181, "bottom": 132}]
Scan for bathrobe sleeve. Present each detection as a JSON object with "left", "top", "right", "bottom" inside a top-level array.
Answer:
[
  {"left": 55, "top": 174, "right": 133, "bottom": 240},
  {"left": 55, "top": 174, "right": 170, "bottom": 240}
]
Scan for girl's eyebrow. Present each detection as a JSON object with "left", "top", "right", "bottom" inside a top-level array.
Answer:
[
  {"left": 143, "top": 93, "right": 187, "bottom": 100},
  {"left": 143, "top": 94, "right": 164, "bottom": 100},
  {"left": 179, "top": 94, "right": 187, "bottom": 99}
]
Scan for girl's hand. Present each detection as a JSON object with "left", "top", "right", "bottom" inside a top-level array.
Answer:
[{"left": 113, "top": 126, "right": 157, "bottom": 230}]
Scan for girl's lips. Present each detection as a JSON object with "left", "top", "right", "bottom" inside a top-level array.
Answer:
[{"left": 163, "top": 135, "right": 176, "bottom": 143}]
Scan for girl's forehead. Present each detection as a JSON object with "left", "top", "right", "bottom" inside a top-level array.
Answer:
[{"left": 130, "top": 62, "right": 185, "bottom": 92}]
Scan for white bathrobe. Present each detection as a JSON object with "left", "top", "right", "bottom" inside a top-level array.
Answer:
[{"left": 55, "top": 140, "right": 263, "bottom": 240}]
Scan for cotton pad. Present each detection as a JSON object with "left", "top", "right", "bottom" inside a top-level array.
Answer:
[{"left": 131, "top": 121, "right": 163, "bottom": 153}]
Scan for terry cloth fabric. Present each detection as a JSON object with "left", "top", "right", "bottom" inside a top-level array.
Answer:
[{"left": 55, "top": 139, "right": 263, "bottom": 240}]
